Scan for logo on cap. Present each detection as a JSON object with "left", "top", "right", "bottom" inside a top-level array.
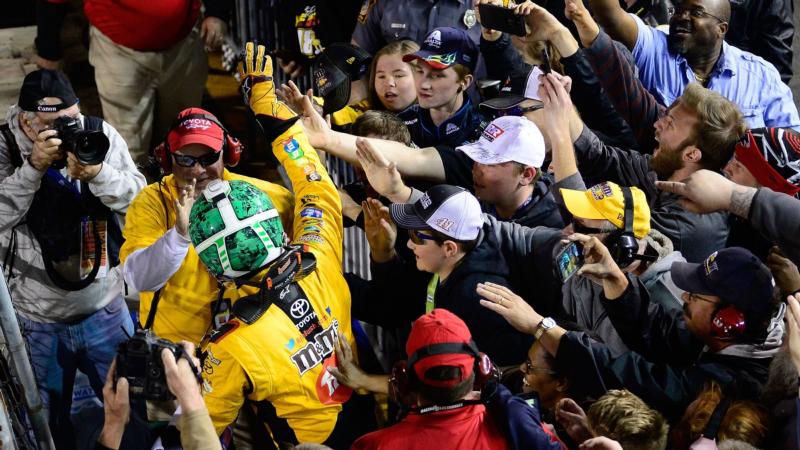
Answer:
[
  {"left": 420, "top": 194, "right": 432, "bottom": 209},
  {"left": 704, "top": 252, "right": 719, "bottom": 275},
  {"left": 434, "top": 217, "right": 455, "bottom": 231},
  {"left": 482, "top": 124, "right": 505, "bottom": 142},
  {"left": 425, "top": 30, "right": 442, "bottom": 48},
  {"left": 346, "top": 56, "right": 355, "bottom": 65},
  {"left": 181, "top": 118, "right": 213, "bottom": 131},
  {"left": 589, "top": 183, "right": 614, "bottom": 200},
  {"left": 424, "top": 53, "right": 456, "bottom": 66}
]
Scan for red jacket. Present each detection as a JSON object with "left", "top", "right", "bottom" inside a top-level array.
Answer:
[{"left": 351, "top": 404, "right": 511, "bottom": 450}]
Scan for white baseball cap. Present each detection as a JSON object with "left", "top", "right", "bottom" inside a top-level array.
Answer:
[
  {"left": 390, "top": 185, "right": 483, "bottom": 241},
  {"left": 456, "top": 116, "right": 546, "bottom": 168}
]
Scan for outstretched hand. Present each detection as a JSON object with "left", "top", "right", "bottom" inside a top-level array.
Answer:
[
  {"left": 655, "top": 170, "right": 748, "bottom": 215},
  {"left": 327, "top": 334, "right": 368, "bottom": 390},
  {"left": 363, "top": 198, "right": 397, "bottom": 263},
  {"left": 539, "top": 72, "right": 574, "bottom": 144},
  {"left": 175, "top": 178, "right": 196, "bottom": 237},
  {"left": 786, "top": 294, "right": 800, "bottom": 375},
  {"left": 477, "top": 282, "right": 541, "bottom": 335},
  {"left": 355, "top": 138, "right": 411, "bottom": 203},
  {"left": 555, "top": 398, "right": 594, "bottom": 444}
]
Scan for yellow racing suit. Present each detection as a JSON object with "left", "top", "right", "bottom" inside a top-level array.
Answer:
[
  {"left": 200, "top": 122, "right": 356, "bottom": 444},
  {"left": 120, "top": 171, "right": 294, "bottom": 345}
]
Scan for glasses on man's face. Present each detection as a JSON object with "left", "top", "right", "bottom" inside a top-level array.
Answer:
[
  {"left": 686, "top": 293, "right": 720, "bottom": 306},
  {"left": 408, "top": 229, "right": 440, "bottom": 245},
  {"left": 172, "top": 152, "right": 221, "bottom": 168},
  {"left": 522, "top": 358, "right": 558, "bottom": 376},
  {"left": 668, "top": 5, "right": 725, "bottom": 23}
]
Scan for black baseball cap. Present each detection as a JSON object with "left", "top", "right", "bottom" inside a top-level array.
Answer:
[
  {"left": 671, "top": 247, "right": 775, "bottom": 320},
  {"left": 18, "top": 69, "right": 79, "bottom": 113},
  {"left": 480, "top": 66, "right": 544, "bottom": 111},
  {"left": 402, "top": 27, "right": 478, "bottom": 73},
  {"left": 313, "top": 43, "right": 372, "bottom": 116}
]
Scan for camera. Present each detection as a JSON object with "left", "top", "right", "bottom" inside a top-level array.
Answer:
[
  {"left": 116, "top": 329, "right": 183, "bottom": 401},
  {"left": 52, "top": 116, "right": 110, "bottom": 168},
  {"left": 554, "top": 241, "right": 584, "bottom": 283}
]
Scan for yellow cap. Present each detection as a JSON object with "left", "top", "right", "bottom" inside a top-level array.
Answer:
[{"left": 560, "top": 182, "right": 651, "bottom": 238}]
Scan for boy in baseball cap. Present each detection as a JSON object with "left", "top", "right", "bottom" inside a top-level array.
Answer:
[
  {"left": 398, "top": 27, "right": 485, "bottom": 149},
  {"left": 375, "top": 185, "right": 533, "bottom": 365}
]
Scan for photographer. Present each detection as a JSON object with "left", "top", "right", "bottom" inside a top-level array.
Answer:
[
  {"left": 96, "top": 343, "right": 219, "bottom": 450},
  {"left": 0, "top": 69, "right": 145, "bottom": 448}
]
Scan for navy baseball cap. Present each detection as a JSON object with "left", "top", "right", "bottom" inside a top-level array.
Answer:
[
  {"left": 313, "top": 43, "right": 372, "bottom": 116},
  {"left": 18, "top": 69, "right": 79, "bottom": 113},
  {"left": 403, "top": 27, "right": 478, "bottom": 72},
  {"left": 671, "top": 247, "right": 775, "bottom": 319}
]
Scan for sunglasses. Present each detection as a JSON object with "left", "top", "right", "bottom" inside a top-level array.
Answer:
[
  {"left": 172, "top": 152, "right": 221, "bottom": 168},
  {"left": 408, "top": 229, "right": 440, "bottom": 245},
  {"left": 522, "top": 358, "right": 558, "bottom": 376}
]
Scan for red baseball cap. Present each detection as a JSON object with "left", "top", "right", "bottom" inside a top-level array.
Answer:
[
  {"left": 167, "top": 108, "right": 225, "bottom": 153},
  {"left": 405, "top": 309, "right": 478, "bottom": 388}
]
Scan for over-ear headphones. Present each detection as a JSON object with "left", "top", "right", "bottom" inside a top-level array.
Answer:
[
  {"left": 388, "top": 341, "right": 496, "bottom": 407},
  {"left": 606, "top": 186, "right": 643, "bottom": 268},
  {"left": 153, "top": 112, "right": 243, "bottom": 175},
  {"left": 710, "top": 304, "right": 747, "bottom": 340}
]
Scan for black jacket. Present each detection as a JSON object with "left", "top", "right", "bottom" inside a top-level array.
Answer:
[
  {"left": 398, "top": 95, "right": 487, "bottom": 149},
  {"left": 349, "top": 215, "right": 564, "bottom": 365},
  {"left": 557, "top": 280, "right": 772, "bottom": 420},
  {"left": 572, "top": 126, "right": 729, "bottom": 263},
  {"left": 436, "top": 146, "right": 566, "bottom": 229},
  {"left": 727, "top": 0, "right": 794, "bottom": 83}
]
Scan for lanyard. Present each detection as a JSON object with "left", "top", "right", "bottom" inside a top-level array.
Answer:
[{"left": 426, "top": 273, "right": 439, "bottom": 313}]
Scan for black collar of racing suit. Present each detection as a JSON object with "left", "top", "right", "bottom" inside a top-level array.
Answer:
[{"left": 231, "top": 245, "right": 318, "bottom": 324}]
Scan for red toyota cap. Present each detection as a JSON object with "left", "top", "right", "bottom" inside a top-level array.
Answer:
[
  {"left": 166, "top": 108, "right": 225, "bottom": 153},
  {"left": 405, "top": 309, "right": 478, "bottom": 388}
]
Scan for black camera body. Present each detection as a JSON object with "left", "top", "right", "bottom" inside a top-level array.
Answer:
[
  {"left": 116, "top": 329, "right": 182, "bottom": 401},
  {"left": 52, "top": 116, "right": 110, "bottom": 168}
]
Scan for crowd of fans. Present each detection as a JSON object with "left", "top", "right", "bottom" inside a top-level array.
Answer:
[{"left": 1, "top": 0, "right": 799, "bottom": 448}]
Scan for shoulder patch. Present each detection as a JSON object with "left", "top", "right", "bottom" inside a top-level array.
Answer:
[{"left": 209, "top": 319, "right": 240, "bottom": 343}]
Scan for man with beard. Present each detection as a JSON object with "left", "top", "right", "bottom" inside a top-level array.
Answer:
[
  {"left": 544, "top": 69, "right": 744, "bottom": 262},
  {"left": 583, "top": 0, "right": 799, "bottom": 130}
]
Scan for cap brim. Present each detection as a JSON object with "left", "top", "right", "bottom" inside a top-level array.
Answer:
[
  {"left": 390, "top": 203, "right": 430, "bottom": 230},
  {"left": 322, "top": 81, "right": 351, "bottom": 116},
  {"left": 670, "top": 261, "right": 715, "bottom": 295},
  {"left": 560, "top": 189, "right": 606, "bottom": 221},
  {"left": 169, "top": 134, "right": 224, "bottom": 153},
  {"left": 479, "top": 95, "right": 525, "bottom": 110},
  {"left": 457, "top": 140, "right": 511, "bottom": 165},
  {"left": 402, "top": 53, "right": 452, "bottom": 70}
]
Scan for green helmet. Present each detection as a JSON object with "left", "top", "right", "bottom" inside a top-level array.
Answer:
[{"left": 189, "top": 180, "right": 285, "bottom": 279}]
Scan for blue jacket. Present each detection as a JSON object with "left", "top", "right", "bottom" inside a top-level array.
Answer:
[{"left": 398, "top": 95, "right": 487, "bottom": 148}]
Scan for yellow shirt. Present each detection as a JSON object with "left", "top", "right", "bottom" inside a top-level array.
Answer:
[{"left": 120, "top": 170, "right": 294, "bottom": 344}]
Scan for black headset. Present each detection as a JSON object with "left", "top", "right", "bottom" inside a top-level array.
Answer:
[{"left": 606, "top": 186, "right": 655, "bottom": 268}]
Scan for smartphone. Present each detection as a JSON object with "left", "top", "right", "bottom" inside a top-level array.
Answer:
[
  {"left": 540, "top": 47, "right": 552, "bottom": 75},
  {"left": 555, "top": 242, "right": 584, "bottom": 282},
  {"left": 479, "top": 4, "right": 528, "bottom": 37}
]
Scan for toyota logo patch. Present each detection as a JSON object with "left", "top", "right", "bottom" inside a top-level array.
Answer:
[{"left": 290, "top": 299, "right": 311, "bottom": 319}]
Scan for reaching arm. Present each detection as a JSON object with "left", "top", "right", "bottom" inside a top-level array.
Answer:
[{"left": 584, "top": 0, "right": 639, "bottom": 50}]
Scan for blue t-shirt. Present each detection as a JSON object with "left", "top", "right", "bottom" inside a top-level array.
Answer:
[{"left": 630, "top": 14, "right": 800, "bottom": 130}]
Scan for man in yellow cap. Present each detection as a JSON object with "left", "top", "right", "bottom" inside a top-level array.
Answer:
[{"left": 553, "top": 180, "right": 687, "bottom": 355}]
